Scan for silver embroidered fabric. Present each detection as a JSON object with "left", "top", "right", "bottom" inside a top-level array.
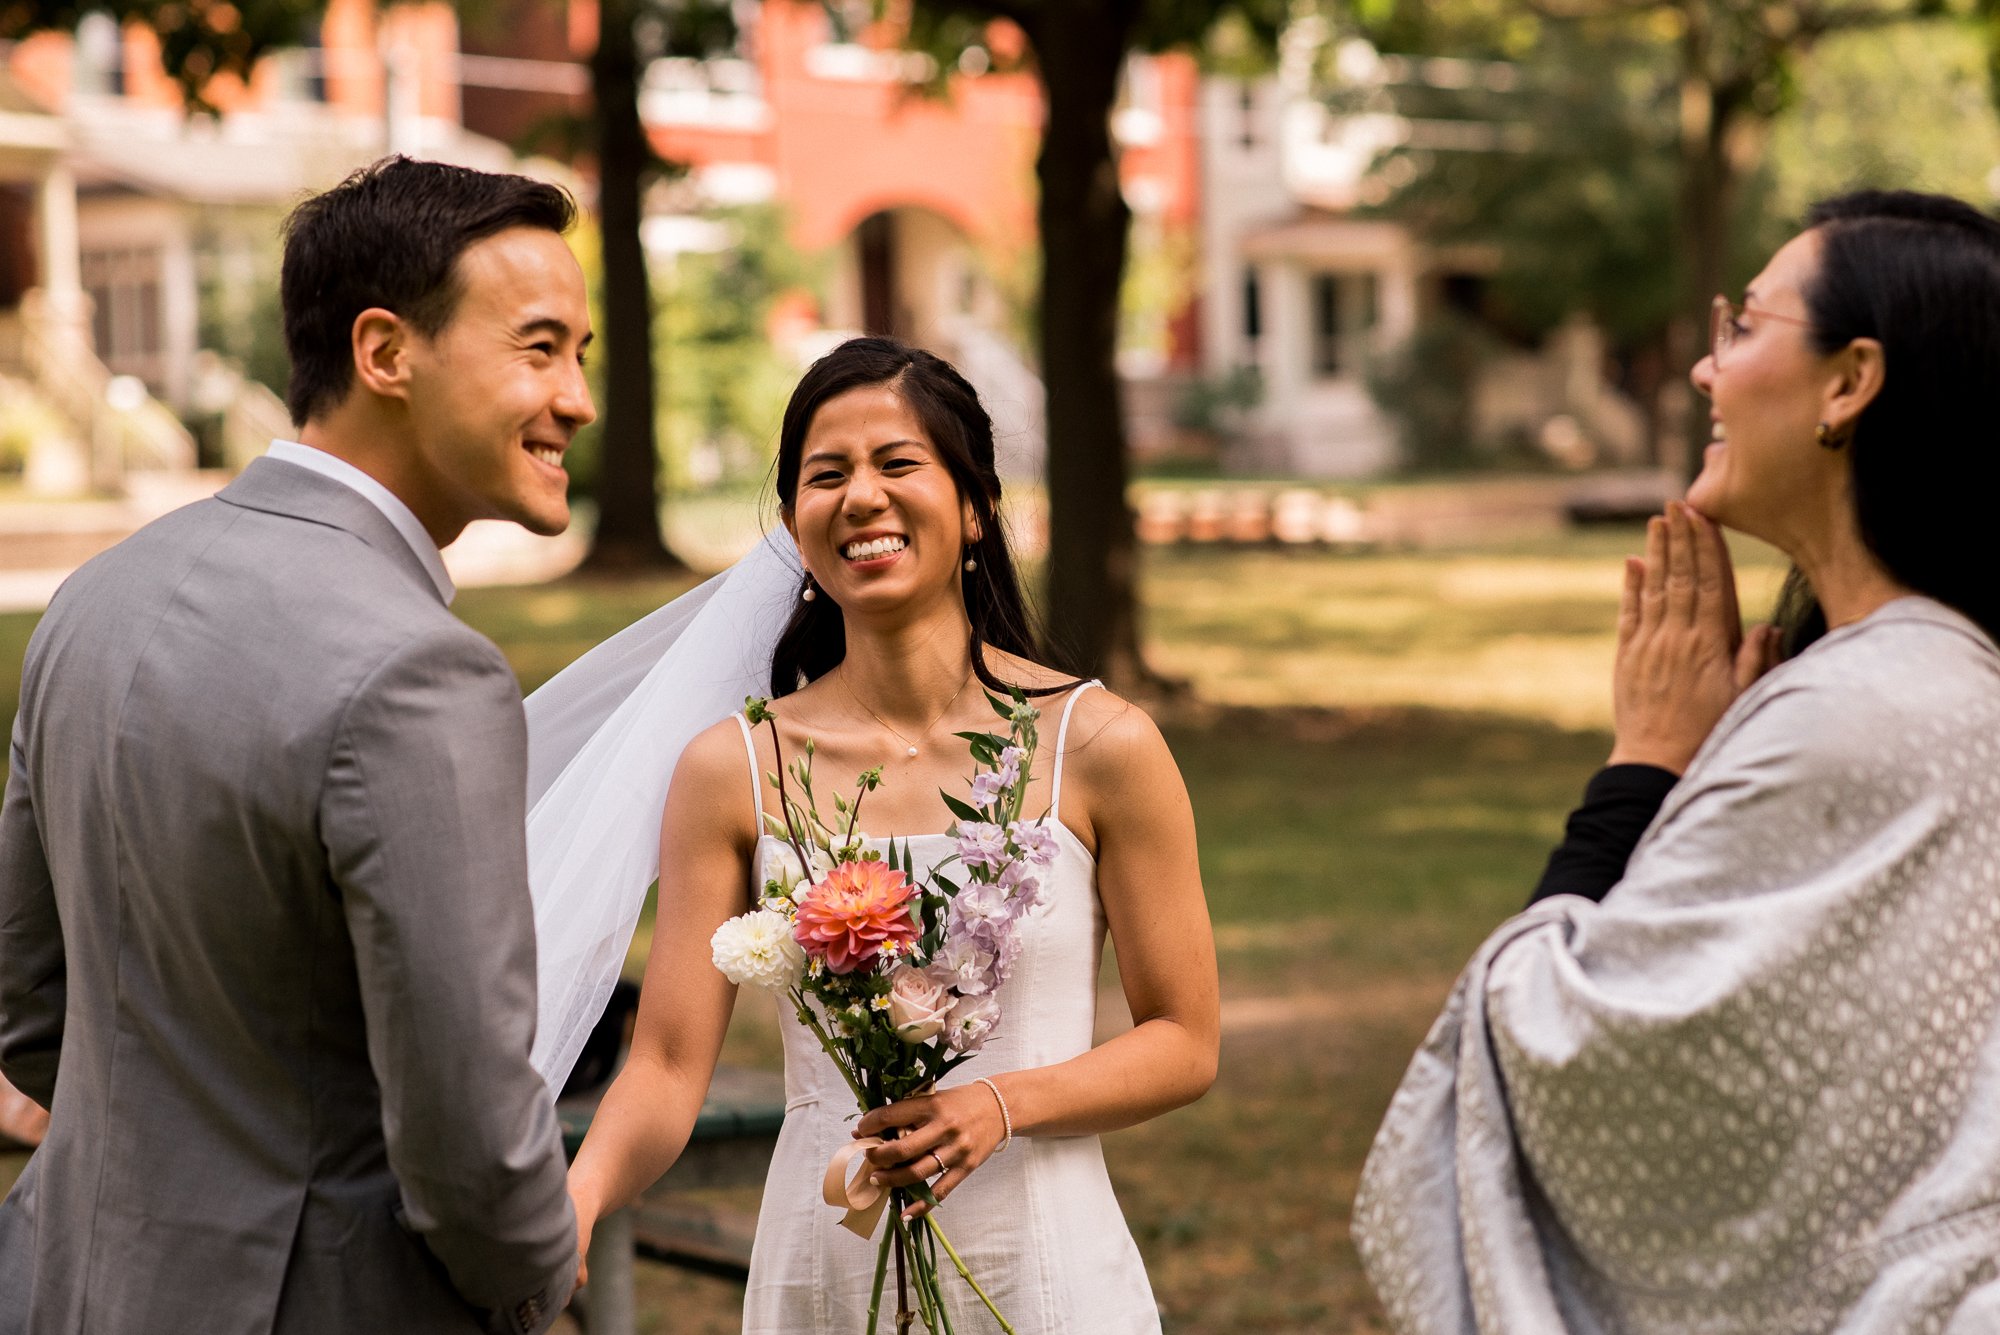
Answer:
[{"left": 1354, "top": 597, "right": 2000, "bottom": 1334}]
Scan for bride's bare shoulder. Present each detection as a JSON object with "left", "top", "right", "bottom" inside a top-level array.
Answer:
[{"left": 675, "top": 714, "right": 760, "bottom": 790}]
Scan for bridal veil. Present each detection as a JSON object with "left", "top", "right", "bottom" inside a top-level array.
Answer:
[{"left": 523, "top": 530, "right": 801, "bottom": 1089}]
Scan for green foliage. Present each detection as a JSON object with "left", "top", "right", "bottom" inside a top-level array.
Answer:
[
  {"left": 195, "top": 213, "right": 290, "bottom": 400},
  {"left": 1171, "top": 364, "right": 1263, "bottom": 435},
  {"left": 1767, "top": 20, "right": 2000, "bottom": 219},
  {"left": 653, "top": 205, "right": 820, "bottom": 494},
  {"left": 1365, "top": 310, "right": 1502, "bottom": 472},
  {"left": 1357, "top": 23, "right": 1728, "bottom": 345}
]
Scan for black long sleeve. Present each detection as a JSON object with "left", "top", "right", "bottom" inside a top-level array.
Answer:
[{"left": 1528, "top": 764, "right": 1679, "bottom": 907}]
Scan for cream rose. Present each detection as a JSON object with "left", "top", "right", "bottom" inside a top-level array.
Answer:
[{"left": 887, "top": 966, "right": 953, "bottom": 1044}]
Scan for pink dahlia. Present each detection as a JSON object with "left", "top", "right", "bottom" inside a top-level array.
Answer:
[{"left": 792, "top": 860, "right": 920, "bottom": 974}]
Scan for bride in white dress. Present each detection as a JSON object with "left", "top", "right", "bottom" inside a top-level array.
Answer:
[{"left": 561, "top": 337, "right": 1219, "bottom": 1332}]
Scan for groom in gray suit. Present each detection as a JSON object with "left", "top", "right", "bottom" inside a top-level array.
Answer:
[{"left": 0, "top": 157, "right": 594, "bottom": 1333}]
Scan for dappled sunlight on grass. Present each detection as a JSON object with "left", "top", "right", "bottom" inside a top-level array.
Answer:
[{"left": 1146, "top": 533, "right": 1787, "bottom": 729}]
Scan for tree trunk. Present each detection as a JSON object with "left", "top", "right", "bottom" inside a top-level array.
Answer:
[
  {"left": 1023, "top": 7, "right": 1153, "bottom": 687},
  {"left": 583, "top": 0, "right": 686, "bottom": 572},
  {"left": 1671, "top": 9, "right": 1733, "bottom": 482}
]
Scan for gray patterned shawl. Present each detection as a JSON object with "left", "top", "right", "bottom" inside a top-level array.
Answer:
[{"left": 1355, "top": 597, "right": 2000, "bottom": 1334}]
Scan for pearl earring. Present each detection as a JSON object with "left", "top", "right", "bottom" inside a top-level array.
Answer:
[
  {"left": 963, "top": 557, "right": 977, "bottom": 573},
  {"left": 801, "top": 575, "right": 817, "bottom": 602}
]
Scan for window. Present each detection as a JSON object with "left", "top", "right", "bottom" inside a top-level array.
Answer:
[
  {"left": 1237, "top": 84, "right": 1258, "bottom": 151},
  {"left": 82, "top": 247, "right": 166, "bottom": 387},
  {"left": 1311, "top": 271, "right": 1380, "bottom": 378},
  {"left": 1242, "top": 267, "right": 1262, "bottom": 346}
]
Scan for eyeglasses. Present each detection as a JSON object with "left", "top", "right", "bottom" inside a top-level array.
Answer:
[{"left": 1710, "top": 293, "right": 1814, "bottom": 364}]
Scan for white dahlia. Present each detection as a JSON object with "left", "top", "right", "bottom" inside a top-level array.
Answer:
[{"left": 711, "top": 909, "right": 806, "bottom": 991}]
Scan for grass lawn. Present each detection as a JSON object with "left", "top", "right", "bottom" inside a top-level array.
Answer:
[{"left": 0, "top": 526, "right": 1788, "bottom": 1332}]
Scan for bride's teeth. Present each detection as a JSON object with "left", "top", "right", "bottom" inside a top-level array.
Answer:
[
  {"left": 843, "top": 536, "right": 907, "bottom": 560},
  {"left": 527, "top": 444, "right": 564, "bottom": 466}
]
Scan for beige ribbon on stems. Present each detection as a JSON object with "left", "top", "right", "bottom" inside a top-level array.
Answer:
[
  {"left": 823, "top": 1133, "right": 900, "bottom": 1238},
  {"left": 817, "top": 1091, "right": 1018, "bottom": 1334}
]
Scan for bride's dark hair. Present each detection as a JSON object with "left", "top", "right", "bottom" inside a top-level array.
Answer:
[{"left": 769, "top": 336, "right": 1075, "bottom": 698}]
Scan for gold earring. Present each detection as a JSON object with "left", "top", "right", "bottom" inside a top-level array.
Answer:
[{"left": 1815, "top": 422, "right": 1844, "bottom": 450}]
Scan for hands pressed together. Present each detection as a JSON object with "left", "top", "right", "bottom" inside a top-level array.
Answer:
[
  {"left": 1609, "top": 501, "right": 1781, "bottom": 776},
  {"left": 854, "top": 1080, "right": 1011, "bottom": 1222}
]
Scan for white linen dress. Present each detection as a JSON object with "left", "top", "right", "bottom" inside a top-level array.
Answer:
[{"left": 731, "top": 683, "right": 1162, "bottom": 1334}]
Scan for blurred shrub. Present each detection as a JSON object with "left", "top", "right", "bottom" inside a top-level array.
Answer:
[{"left": 1367, "top": 311, "right": 1501, "bottom": 473}]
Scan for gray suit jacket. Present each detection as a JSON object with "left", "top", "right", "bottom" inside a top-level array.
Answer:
[{"left": 0, "top": 458, "right": 577, "bottom": 1334}]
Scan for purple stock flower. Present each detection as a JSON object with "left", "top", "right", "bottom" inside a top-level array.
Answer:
[
  {"left": 969, "top": 771, "right": 1008, "bottom": 808},
  {"left": 955, "top": 821, "right": 1008, "bottom": 870},
  {"left": 995, "top": 746, "right": 1024, "bottom": 787},
  {"left": 929, "top": 937, "right": 999, "bottom": 996},
  {"left": 1009, "top": 820, "right": 1060, "bottom": 868},
  {"left": 998, "top": 859, "right": 1044, "bottom": 911},
  {"left": 948, "top": 880, "right": 1012, "bottom": 939},
  {"left": 945, "top": 993, "right": 1001, "bottom": 1054}
]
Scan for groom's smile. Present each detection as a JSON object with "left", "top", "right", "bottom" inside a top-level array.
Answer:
[{"left": 400, "top": 226, "right": 597, "bottom": 542}]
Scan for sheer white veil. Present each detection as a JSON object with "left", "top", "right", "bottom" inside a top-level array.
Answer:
[{"left": 523, "top": 528, "right": 802, "bottom": 1089}]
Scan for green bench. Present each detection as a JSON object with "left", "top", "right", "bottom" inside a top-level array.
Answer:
[{"left": 557, "top": 1064, "right": 786, "bottom": 1333}]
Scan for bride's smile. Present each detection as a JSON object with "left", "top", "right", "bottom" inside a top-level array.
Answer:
[{"left": 786, "top": 381, "right": 981, "bottom": 621}]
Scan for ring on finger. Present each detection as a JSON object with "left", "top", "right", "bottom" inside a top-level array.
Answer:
[{"left": 928, "top": 1151, "right": 948, "bottom": 1179}]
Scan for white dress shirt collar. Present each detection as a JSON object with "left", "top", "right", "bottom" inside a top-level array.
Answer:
[{"left": 265, "top": 440, "right": 455, "bottom": 604}]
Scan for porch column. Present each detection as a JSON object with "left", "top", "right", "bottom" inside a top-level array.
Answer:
[{"left": 35, "top": 164, "right": 87, "bottom": 331}]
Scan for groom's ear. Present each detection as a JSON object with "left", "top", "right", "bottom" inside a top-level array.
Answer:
[{"left": 350, "top": 307, "right": 414, "bottom": 404}]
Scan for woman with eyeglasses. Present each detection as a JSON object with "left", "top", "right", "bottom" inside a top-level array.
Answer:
[{"left": 1352, "top": 190, "right": 2000, "bottom": 1332}]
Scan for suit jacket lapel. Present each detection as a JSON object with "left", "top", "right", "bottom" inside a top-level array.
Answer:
[{"left": 217, "top": 457, "right": 445, "bottom": 604}]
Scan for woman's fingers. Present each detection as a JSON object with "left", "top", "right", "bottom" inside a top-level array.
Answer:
[
  {"left": 855, "top": 1098, "right": 929, "bottom": 1140},
  {"left": 1664, "top": 503, "right": 1698, "bottom": 626},
  {"left": 1640, "top": 515, "right": 1668, "bottom": 632},
  {"left": 901, "top": 1150, "right": 974, "bottom": 1220},
  {"left": 1617, "top": 557, "right": 1644, "bottom": 651},
  {"left": 1692, "top": 508, "right": 1744, "bottom": 649}
]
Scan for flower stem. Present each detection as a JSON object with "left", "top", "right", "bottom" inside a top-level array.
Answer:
[
  {"left": 926, "top": 1215, "right": 1015, "bottom": 1334},
  {"left": 867, "top": 1224, "right": 892, "bottom": 1335},
  {"left": 760, "top": 718, "right": 817, "bottom": 876},
  {"left": 893, "top": 1201, "right": 914, "bottom": 1334},
  {"left": 792, "top": 993, "right": 873, "bottom": 1109}
]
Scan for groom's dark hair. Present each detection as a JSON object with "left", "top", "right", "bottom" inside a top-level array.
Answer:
[{"left": 279, "top": 156, "right": 577, "bottom": 426}]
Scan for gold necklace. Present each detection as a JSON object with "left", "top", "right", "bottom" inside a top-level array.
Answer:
[{"left": 842, "top": 666, "right": 974, "bottom": 759}]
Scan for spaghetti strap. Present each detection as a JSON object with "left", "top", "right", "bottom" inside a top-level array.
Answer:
[
  {"left": 1048, "top": 680, "right": 1102, "bottom": 819},
  {"left": 734, "top": 713, "right": 762, "bottom": 828}
]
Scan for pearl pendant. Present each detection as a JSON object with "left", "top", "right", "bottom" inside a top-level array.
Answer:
[{"left": 906, "top": 745, "right": 920, "bottom": 758}]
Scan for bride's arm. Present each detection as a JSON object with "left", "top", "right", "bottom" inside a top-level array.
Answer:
[
  {"left": 861, "top": 695, "right": 1220, "bottom": 1213},
  {"left": 565, "top": 722, "right": 757, "bottom": 1258}
]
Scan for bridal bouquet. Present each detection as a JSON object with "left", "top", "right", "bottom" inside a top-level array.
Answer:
[{"left": 711, "top": 689, "right": 1057, "bottom": 1334}]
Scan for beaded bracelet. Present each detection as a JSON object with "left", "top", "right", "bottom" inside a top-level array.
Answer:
[{"left": 975, "top": 1076, "right": 1013, "bottom": 1153}]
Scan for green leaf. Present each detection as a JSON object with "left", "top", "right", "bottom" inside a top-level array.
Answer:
[
  {"left": 986, "top": 690, "right": 1014, "bottom": 720},
  {"left": 941, "top": 793, "right": 983, "bottom": 824}
]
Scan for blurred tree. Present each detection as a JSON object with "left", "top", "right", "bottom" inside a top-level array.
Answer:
[
  {"left": 654, "top": 204, "right": 820, "bottom": 492},
  {"left": 1766, "top": 19, "right": 2000, "bottom": 217},
  {"left": 882, "top": 0, "right": 1291, "bottom": 684},
  {"left": 579, "top": 0, "right": 735, "bottom": 571},
  {"left": 1357, "top": 0, "right": 2000, "bottom": 471},
  {"left": 1351, "top": 22, "right": 1706, "bottom": 463}
]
